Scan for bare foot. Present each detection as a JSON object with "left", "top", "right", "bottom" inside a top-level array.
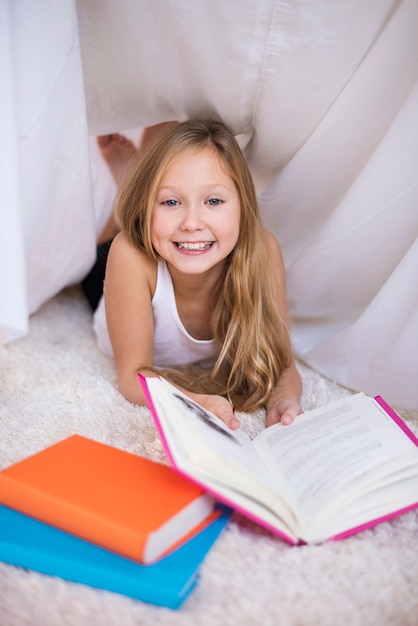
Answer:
[
  {"left": 97, "top": 133, "right": 137, "bottom": 185},
  {"left": 96, "top": 123, "right": 178, "bottom": 244}
]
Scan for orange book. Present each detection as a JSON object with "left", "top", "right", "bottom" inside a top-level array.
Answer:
[{"left": 0, "top": 435, "right": 215, "bottom": 564}]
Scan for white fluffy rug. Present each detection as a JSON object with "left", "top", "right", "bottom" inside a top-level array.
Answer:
[{"left": 1, "top": 286, "right": 417, "bottom": 626}]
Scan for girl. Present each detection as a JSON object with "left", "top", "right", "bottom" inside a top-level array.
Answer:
[{"left": 93, "top": 119, "right": 302, "bottom": 429}]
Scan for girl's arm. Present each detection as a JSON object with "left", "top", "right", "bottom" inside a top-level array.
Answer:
[
  {"left": 104, "top": 233, "right": 240, "bottom": 428},
  {"left": 264, "top": 232, "right": 303, "bottom": 427},
  {"left": 104, "top": 232, "right": 159, "bottom": 406}
]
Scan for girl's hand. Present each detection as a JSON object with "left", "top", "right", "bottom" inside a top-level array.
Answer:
[
  {"left": 190, "top": 393, "right": 241, "bottom": 430},
  {"left": 266, "top": 361, "right": 303, "bottom": 428},
  {"left": 266, "top": 397, "right": 302, "bottom": 428}
]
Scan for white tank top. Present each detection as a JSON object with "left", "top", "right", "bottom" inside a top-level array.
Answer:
[{"left": 93, "top": 260, "right": 217, "bottom": 369}]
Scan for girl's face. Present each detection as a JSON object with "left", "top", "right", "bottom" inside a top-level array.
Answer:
[{"left": 151, "top": 147, "right": 241, "bottom": 277}]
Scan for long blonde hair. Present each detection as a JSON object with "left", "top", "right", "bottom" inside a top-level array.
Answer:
[{"left": 115, "top": 119, "right": 292, "bottom": 411}]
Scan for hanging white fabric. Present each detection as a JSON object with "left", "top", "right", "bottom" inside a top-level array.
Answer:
[{"left": 2, "top": 0, "right": 417, "bottom": 409}]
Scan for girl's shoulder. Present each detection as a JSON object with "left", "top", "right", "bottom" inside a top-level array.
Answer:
[{"left": 107, "top": 232, "right": 158, "bottom": 293}]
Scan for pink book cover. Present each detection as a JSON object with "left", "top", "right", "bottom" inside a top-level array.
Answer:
[{"left": 140, "top": 375, "right": 418, "bottom": 545}]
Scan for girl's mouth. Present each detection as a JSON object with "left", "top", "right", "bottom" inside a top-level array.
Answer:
[{"left": 175, "top": 241, "right": 214, "bottom": 251}]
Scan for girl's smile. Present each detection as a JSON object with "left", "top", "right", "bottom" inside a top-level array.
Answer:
[
  {"left": 151, "top": 146, "right": 241, "bottom": 275},
  {"left": 174, "top": 241, "right": 214, "bottom": 252}
]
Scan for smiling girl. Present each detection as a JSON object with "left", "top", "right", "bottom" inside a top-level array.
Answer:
[{"left": 92, "top": 119, "right": 302, "bottom": 429}]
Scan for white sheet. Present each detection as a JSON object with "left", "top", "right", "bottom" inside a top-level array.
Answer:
[{"left": 2, "top": 0, "right": 417, "bottom": 409}]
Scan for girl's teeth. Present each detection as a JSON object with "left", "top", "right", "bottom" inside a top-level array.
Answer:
[{"left": 177, "top": 242, "right": 212, "bottom": 250}]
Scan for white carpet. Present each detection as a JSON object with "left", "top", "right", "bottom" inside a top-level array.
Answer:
[{"left": 1, "top": 286, "right": 417, "bottom": 626}]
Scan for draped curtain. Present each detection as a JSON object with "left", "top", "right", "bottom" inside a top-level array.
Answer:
[{"left": 2, "top": 0, "right": 417, "bottom": 409}]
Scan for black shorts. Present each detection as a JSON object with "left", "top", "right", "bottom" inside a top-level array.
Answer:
[{"left": 81, "top": 239, "right": 113, "bottom": 312}]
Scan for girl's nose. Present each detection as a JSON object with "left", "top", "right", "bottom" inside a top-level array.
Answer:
[{"left": 180, "top": 205, "right": 205, "bottom": 231}]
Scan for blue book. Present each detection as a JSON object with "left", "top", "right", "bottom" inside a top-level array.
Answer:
[{"left": 0, "top": 504, "right": 231, "bottom": 609}]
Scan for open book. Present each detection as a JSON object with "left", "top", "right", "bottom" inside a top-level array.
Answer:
[{"left": 140, "top": 376, "right": 418, "bottom": 545}]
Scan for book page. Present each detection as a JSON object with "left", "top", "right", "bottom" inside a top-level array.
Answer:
[
  {"left": 253, "top": 393, "right": 418, "bottom": 524},
  {"left": 146, "top": 378, "right": 298, "bottom": 529},
  {"left": 313, "top": 464, "right": 418, "bottom": 540}
]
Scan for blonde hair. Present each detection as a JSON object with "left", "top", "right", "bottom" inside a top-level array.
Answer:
[{"left": 115, "top": 119, "right": 292, "bottom": 412}]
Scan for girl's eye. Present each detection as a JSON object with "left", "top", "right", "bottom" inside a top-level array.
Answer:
[
  {"left": 162, "top": 199, "right": 179, "bottom": 207},
  {"left": 207, "top": 198, "right": 223, "bottom": 206}
]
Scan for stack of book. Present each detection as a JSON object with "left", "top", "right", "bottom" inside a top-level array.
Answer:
[{"left": 0, "top": 434, "right": 231, "bottom": 609}]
